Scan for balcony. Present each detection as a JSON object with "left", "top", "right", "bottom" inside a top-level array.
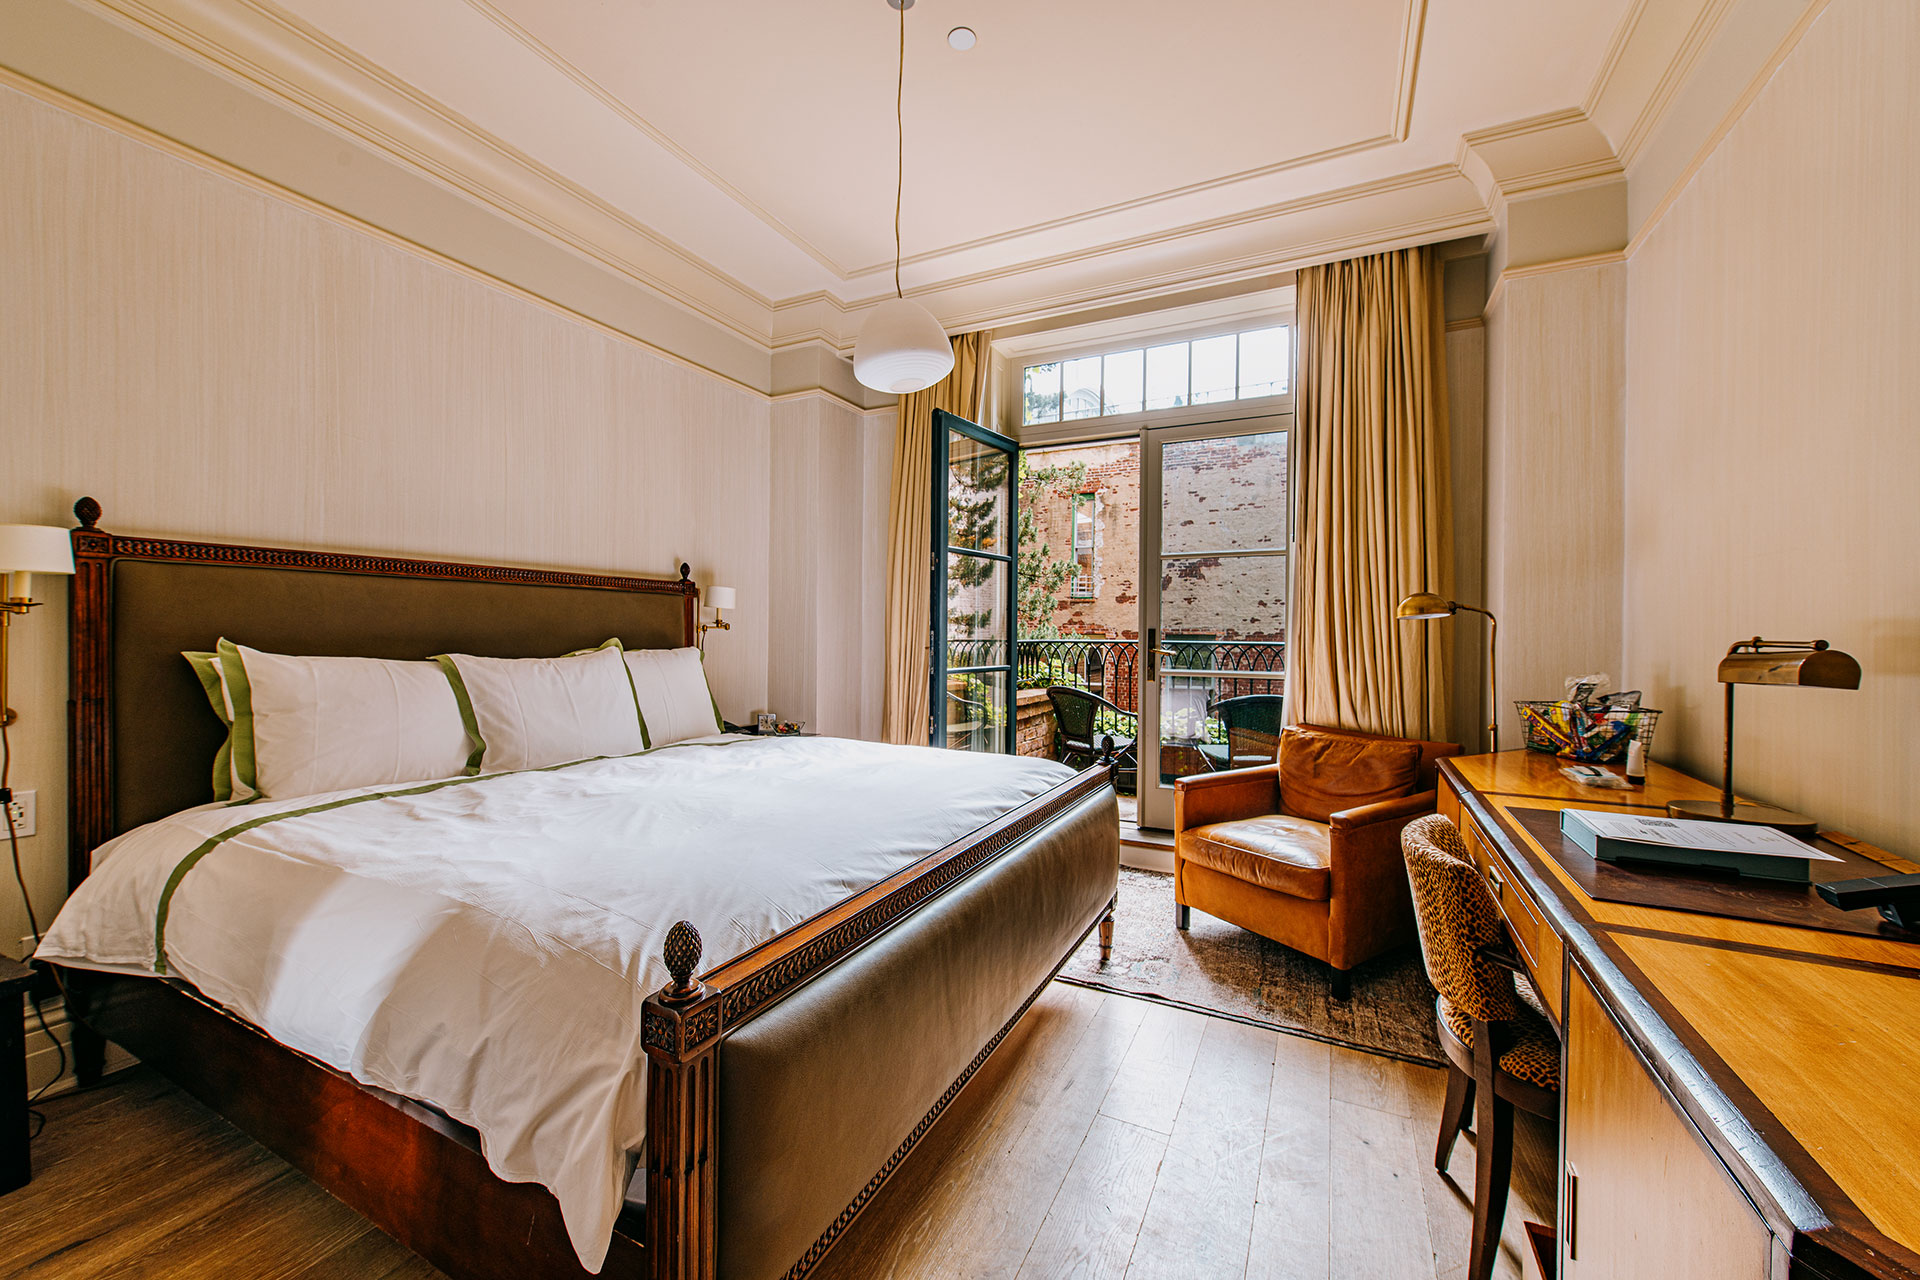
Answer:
[{"left": 948, "top": 637, "right": 1285, "bottom": 780}]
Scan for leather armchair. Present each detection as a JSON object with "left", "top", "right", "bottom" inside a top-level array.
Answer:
[{"left": 1172, "top": 723, "right": 1460, "bottom": 998}]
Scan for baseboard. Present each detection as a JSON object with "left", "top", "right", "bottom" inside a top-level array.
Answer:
[
  {"left": 21, "top": 995, "right": 140, "bottom": 1098},
  {"left": 1119, "top": 837, "right": 1174, "bottom": 874}
]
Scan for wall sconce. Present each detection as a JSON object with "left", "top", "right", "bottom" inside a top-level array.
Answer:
[
  {"left": 1666, "top": 637, "right": 1860, "bottom": 836},
  {"left": 0, "top": 525, "right": 78, "bottom": 730},
  {"left": 699, "top": 585, "right": 735, "bottom": 651},
  {"left": 1396, "top": 593, "right": 1499, "bottom": 752}
]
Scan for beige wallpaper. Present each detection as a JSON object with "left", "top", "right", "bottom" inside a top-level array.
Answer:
[
  {"left": 0, "top": 82, "right": 780, "bottom": 950},
  {"left": 1623, "top": 1, "right": 1919, "bottom": 854},
  {"left": 1483, "top": 260, "right": 1627, "bottom": 751},
  {"left": 767, "top": 395, "right": 893, "bottom": 740}
]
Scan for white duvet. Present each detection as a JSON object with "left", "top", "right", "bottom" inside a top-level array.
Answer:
[{"left": 37, "top": 734, "right": 1073, "bottom": 1271}]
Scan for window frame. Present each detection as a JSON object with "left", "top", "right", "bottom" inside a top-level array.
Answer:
[
  {"left": 1015, "top": 317, "right": 1296, "bottom": 444},
  {"left": 1069, "top": 491, "right": 1097, "bottom": 600}
]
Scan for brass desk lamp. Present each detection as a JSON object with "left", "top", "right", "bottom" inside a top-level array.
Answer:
[
  {"left": 1396, "top": 593, "right": 1498, "bottom": 752},
  {"left": 1666, "top": 638, "right": 1860, "bottom": 836}
]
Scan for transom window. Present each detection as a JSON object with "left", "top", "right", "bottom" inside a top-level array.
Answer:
[{"left": 1022, "top": 325, "right": 1291, "bottom": 427}]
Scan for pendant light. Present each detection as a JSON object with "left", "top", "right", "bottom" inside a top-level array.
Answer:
[{"left": 853, "top": 0, "right": 954, "bottom": 395}]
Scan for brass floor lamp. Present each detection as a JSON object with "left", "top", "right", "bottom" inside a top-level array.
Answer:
[{"left": 1396, "top": 593, "right": 1498, "bottom": 752}]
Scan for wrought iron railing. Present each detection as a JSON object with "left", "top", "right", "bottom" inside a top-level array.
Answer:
[{"left": 943, "top": 636, "right": 1286, "bottom": 716}]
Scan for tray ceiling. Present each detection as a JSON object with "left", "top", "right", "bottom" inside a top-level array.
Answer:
[{"left": 78, "top": 0, "right": 1671, "bottom": 348}]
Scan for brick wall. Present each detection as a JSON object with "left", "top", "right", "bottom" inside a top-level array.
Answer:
[{"left": 1025, "top": 434, "right": 1289, "bottom": 643}]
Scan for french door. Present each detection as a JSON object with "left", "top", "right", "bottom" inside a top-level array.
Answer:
[
  {"left": 1136, "top": 415, "right": 1292, "bottom": 828},
  {"left": 930, "top": 408, "right": 1019, "bottom": 754}
]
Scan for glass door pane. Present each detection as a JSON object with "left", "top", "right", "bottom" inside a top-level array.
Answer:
[
  {"left": 932, "top": 410, "right": 1019, "bottom": 753},
  {"left": 1137, "top": 421, "right": 1290, "bottom": 828}
]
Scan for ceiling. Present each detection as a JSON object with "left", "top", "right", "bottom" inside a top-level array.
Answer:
[{"left": 73, "top": 0, "right": 1706, "bottom": 351}]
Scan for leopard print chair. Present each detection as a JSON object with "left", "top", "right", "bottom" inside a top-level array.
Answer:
[{"left": 1401, "top": 812, "right": 1560, "bottom": 1280}]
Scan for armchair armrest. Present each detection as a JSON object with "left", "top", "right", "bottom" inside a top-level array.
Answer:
[
  {"left": 1328, "top": 789, "right": 1438, "bottom": 834},
  {"left": 1173, "top": 764, "right": 1281, "bottom": 835}
]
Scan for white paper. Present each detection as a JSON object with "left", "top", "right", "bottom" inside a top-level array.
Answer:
[{"left": 1567, "top": 810, "right": 1839, "bottom": 861}]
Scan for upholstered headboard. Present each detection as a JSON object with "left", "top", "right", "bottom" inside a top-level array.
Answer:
[{"left": 67, "top": 497, "right": 697, "bottom": 886}]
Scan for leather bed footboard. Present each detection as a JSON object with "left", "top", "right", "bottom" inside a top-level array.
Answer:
[{"left": 712, "top": 786, "right": 1119, "bottom": 1280}]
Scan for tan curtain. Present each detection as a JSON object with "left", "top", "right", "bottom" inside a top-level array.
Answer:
[
  {"left": 1291, "top": 246, "right": 1453, "bottom": 742},
  {"left": 881, "top": 331, "right": 992, "bottom": 745}
]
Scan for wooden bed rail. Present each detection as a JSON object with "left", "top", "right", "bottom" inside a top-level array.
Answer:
[{"left": 638, "top": 763, "right": 1116, "bottom": 1280}]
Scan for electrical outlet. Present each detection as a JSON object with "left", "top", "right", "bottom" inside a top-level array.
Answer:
[{"left": 6, "top": 790, "right": 34, "bottom": 838}]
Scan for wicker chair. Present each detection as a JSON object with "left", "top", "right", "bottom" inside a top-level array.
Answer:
[
  {"left": 1401, "top": 813, "right": 1560, "bottom": 1280},
  {"left": 1046, "top": 686, "right": 1137, "bottom": 792}
]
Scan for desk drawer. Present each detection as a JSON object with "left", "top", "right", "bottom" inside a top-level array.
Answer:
[{"left": 1464, "top": 817, "right": 1564, "bottom": 1021}]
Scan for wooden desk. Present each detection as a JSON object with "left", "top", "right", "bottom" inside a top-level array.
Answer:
[{"left": 1439, "top": 751, "right": 1920, "bottom": 1280}]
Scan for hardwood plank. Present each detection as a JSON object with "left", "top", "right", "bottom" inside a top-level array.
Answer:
[
  {"left": 914, "top": 995, "right": 1149, "bottom": 1277},
  {"left": 1327, "top": 1098, "right": 1436, "bottom": 1280},
  {"left": 1016, "top": 1115, "right": 1166, "bottom": 1280},
  {"left": 1246, "top": 1033, "right": 1333, "bottom": 1280},
  {"left": 1124, "top": 1018, "right": 1275, "bottom": 1280},
  {"left": 0, "top": 1068, "right": 439, "bottom": 1280},
  {"left": 1328, "top": 1043, "right": 1414, "bottom": 1119},
  {"left": 1403, "top": 1062, "right": 1553, "bottom": 1280},
  {"left": 1096, "top": 1003, "right": 1210, "bottom": 1135}
]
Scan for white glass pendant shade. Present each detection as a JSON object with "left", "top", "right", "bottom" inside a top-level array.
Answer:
[{"left": 854, "top": 297, "right": 954, "bottom": 394}]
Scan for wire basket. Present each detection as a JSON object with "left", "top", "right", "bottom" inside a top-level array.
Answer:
[{"left": 1515, "top": 700, "right": 1661, "bottom": 762}]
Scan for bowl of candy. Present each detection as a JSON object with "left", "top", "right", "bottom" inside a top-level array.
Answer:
[{"left": 772, "top": 720, "right": 807, "bottom": 736}]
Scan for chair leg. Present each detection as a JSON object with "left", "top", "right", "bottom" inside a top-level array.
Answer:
[
  {"left": 1468, "top": 1034, "right": 1516, "bottom": 1280},
  {"left": 1328, "top": 966, "right": 1352, "bottom": 1000},
  {"left": 1435, "top": 1062, "right": 1474, "bottom": 1174},
  {"left": 1175, "top": 904, "right": 1190, "bottom": 930},
  {"left": 1099, "top": 897, "right": 1116, "bottom": 965}
]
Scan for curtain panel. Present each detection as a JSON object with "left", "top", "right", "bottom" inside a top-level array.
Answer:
[
  {"left": 881, "top": 331, "right": 992, "bottom": 746},
  {"left": 1291, "top": 247, "right": 1453, "bottom": 743}
]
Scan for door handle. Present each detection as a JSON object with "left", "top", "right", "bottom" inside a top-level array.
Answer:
[{"left": 1146, "top": 628, "right": 1157, "bottom": 682}]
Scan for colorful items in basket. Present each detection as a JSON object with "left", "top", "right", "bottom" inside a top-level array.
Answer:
[
  {"left": 771, "top": 720, "right": 807, "bottom": 736},
  {"left": 1516, "top": 684, "right": 1661, "bottom": 763}
]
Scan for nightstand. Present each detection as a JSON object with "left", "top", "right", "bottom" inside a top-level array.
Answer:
[{"left": 1, "top": 955, "right": 32, "bottom": 1193}]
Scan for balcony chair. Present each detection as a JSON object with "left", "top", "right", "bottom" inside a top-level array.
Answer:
[
  {"left": 1401, "top": 813, "right": 1559, "bottom": 1280},
  {"left": 1199, "top": 693, "right": 1286, "bottom": 771},
  {"left": 1172, "top": 723, "right": 1458, "bottom": 998},
  {"left": 1046, "top": 685, "right": 1137, "bottom": 793}
]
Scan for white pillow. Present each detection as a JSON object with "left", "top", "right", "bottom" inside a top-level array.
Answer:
[
  {"left": 435, "top": 642, "right": 647, "bottom": 772},
  {"left": 623, "top": 646, "right": 724, "bottom": 747},
  {"left": 217, "top": 640, "right": 475, "bottom": 800}
]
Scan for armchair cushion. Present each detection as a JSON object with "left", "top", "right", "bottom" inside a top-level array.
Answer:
[
  {"left": 1180, "top": 816, "right": 1332, "bottom": 901},
  {"left": 1277, "top": 726, "right": 1423, "bottom": 824}
]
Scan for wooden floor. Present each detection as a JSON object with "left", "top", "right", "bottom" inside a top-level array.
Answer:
[{"left": 2, "top": 985, "right": 1554, "bottom": 1280}]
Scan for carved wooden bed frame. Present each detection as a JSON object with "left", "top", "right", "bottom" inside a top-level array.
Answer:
[{"left": 58, "top": 498, "right": 1120, "bottom": 1280}]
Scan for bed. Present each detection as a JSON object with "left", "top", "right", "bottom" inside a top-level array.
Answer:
[{"left": 47, "top": 498, "right": 1121, "bottom": 1280}]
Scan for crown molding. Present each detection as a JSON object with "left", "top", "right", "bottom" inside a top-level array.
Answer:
[{"left": 22, "top": 0, "right": 1785, "bottom": 379}]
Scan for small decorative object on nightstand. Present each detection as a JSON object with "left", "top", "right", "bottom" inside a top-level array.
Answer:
[{"left": 1, "top": 955, "right": 34, "bottom": 1194}]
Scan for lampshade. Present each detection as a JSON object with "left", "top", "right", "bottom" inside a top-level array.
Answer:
[
  {"left": 854, "top": 298, "right": 954, "bottom": 394},
  {"left": 1716, "top": 640, "right": 1860, "bottom": 689},
  {"left": 707, "top": 586, "right": 736, "bottom": 612},
  {"left": 1395, "top": 592, "right": 1457, "bottom": 621},
  {"left": 0, "top": 524, "right": 75, "bottom": 601}
]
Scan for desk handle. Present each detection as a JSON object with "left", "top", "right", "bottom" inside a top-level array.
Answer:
[{"left": 1486, "top": 863, "right": 1507, "bottom": 901}]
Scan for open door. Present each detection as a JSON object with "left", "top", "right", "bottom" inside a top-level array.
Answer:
[
  {"left": 931, "top": 408, "right": 1019, "bottom": 753},
  {"left": 1136, "top": 416, "right": 1291, "bottom": 827}
]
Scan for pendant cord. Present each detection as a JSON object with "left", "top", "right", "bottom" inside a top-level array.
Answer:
[{"left": 894, "top": 0, "right": 904, "bottom": 300}]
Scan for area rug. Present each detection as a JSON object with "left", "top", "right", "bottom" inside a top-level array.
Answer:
[{"left": 1060, "top": 867, "right": 1444, "bottom": 1066}]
